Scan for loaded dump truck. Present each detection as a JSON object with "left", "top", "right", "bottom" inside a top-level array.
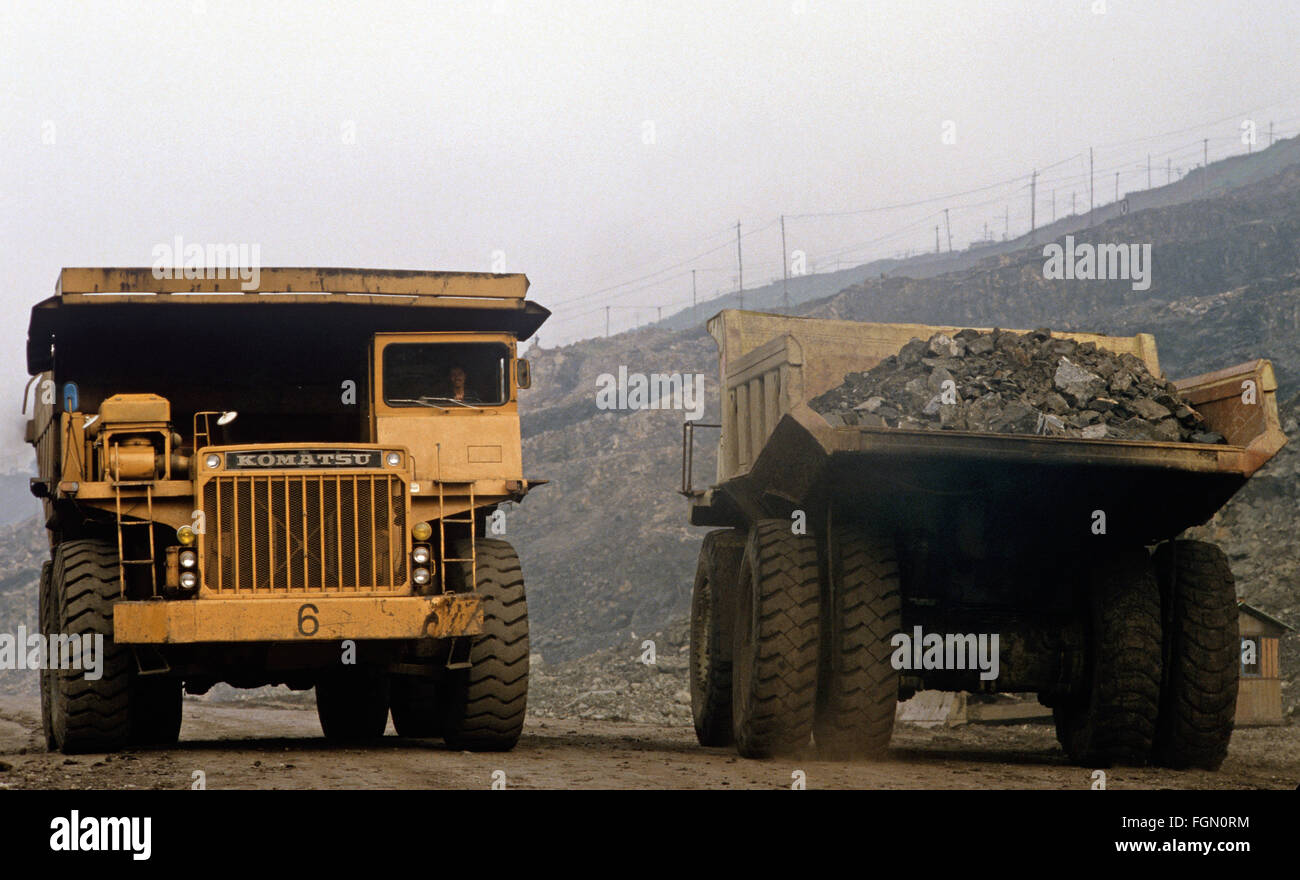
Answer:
[
  {"left": 682, "top": 310, "right": 1285, "bottom": 768},
  {"left": 26, "top": 267, "right": 547, "bottom": 754}
]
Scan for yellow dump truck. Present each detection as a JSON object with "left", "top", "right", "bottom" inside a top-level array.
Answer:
[
  {"left": 682, "top": 310, "right": 1285, "bottom": 768},
  {"left": 26, "top": 268, "right": 547, "bottom": 753}
]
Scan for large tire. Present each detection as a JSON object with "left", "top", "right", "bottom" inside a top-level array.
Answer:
[
  {"left": 814, "top": 521, "right": 901, "bottom": 759},
  {"left": 731, "top": 520, "right": 820, "bottom": 758},
  {"left": 38, "top": 561, "right": 55, "bottom": 751},
  {"left": 48, "top": 539, "right": 136, "bottom": 754},
  {"left": 390, "top": 675, "right": 442, "bottom": 738},
  {"left": 315, "top": 665, "right": 391, "bottom": 741},
  {"left": 1056, "top": 548, "right": 1163, "bottom": 766},
  {"left": 1151, "top": 540, "right": 1238, "bottom": 770},
  {"left": 440, "top": 539, "right": 529, "bottom": 751},
  {"left": 689, "top": 529, "right": 744, "bottom": 747}
]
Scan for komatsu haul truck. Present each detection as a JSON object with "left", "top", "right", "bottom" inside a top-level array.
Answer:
[{"left": 26, "top": 268, "right": 546, "bottom": 754}]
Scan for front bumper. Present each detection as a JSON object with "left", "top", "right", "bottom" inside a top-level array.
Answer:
[{"left": 113, "top": 594, "right": 483, "bottom": 644}]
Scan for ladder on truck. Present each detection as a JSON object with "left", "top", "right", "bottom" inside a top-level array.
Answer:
[
  {"left": 435, "top": 482, "right": 477, "bottom": 594},
  {"left": 434, "top": 445, "right": 477, "bottom": 670},
  {"left": 113, "top": 481, "right": 157, "bottom": 596}
]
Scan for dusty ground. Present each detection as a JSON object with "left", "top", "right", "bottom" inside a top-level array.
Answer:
[{"left": 0, "top": 695, "right": 1296, "bottom": 790}]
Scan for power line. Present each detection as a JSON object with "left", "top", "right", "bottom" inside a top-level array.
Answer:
[{"left": 546, "top": 97, "right": 1300, "bottom": 339}]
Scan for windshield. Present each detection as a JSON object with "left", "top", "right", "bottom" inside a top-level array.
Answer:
[{"left": 383, "top": 342, "right": 510, "bottom": 408}]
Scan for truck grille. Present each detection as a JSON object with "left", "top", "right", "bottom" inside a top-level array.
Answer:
[{"left": 202, "top": 474, "right": 408, "bottom": 593}]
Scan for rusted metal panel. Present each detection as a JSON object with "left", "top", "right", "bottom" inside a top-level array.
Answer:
[
  {"left": 112, "top": 593, "right": 484, "bottom": 644},
  {"left": 1176, "top": 359, "right": 1285, "bottom": 475},
  {"left": 58, "top": 267, "right": 529, "bottom": 299},
  {"left": 1235, "top": 677, "right": 1283, "bottom": 726}
]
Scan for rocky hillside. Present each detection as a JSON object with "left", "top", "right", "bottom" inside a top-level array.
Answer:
[
  {"left": 509, "top": 329, "right": 719, "bottom": 661},
  {"left": 808, "top": 165, "right": 1300, "bottom": 385},
  {"left": 0, "top": 517, "right": 49, "bottom": 697}
]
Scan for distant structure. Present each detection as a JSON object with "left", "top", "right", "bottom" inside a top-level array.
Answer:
[{"left": 1236, "top": 601, "right": 1293, "bottom": 726}]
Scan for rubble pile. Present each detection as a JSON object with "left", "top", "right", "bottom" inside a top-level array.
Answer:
[
  {"left": 809, "top": 328, "right": 1225, "bottom": 443},
  {"left": 528, "top": 619, "right": 693, "bottom": 725}
]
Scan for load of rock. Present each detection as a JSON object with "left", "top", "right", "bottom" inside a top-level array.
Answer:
[{"left": 809, "top": 328, "right": 1225, "bottom": 444}]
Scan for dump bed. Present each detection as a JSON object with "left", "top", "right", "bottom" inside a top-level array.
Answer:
[
  {"left": 26, "top": 267, "right": 550, "bottom": 374},
  {"left": 691, "top": 311, "right": 1285, "bottom": 546}
]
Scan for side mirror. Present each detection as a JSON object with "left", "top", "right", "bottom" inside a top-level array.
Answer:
[
  {"left": 217, "top": 410, "right": 238, "bottom": 426},
  {"left": 516, "top": 359, "right": 532, "bottom": 390}
]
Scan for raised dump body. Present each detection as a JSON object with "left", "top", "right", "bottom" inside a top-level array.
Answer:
[
  {"left": 683, "top": 310, "right": 1284, "bottom": 769},
  {"left": 27, "top": 267, "right": 548, "bottom": 754}
]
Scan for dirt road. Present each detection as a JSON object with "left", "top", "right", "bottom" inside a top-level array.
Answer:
[{"left": 0, "top": 695, "right": 1295, "bottom": 790}]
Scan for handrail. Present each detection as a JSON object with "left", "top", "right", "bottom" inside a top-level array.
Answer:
[{"left": 680, "top": 421, "right": 721, "bottom": 497}]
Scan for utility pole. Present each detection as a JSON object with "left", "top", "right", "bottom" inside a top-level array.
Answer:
[
  {"left": 780, "top": 214, "right": 789, "bottom": 312},
  {"left": 735, "top": 221, "right": 744, "bottom": 309},
  {"left": 1114, "top": 171, "right": 1119, "bottom": 202},
  {"left": 943, "top": 208, "right": 952, "bottom": 252},
  {"left": 1147, "top": 154, "right": 1151, "bottom": 189},
  {"left": 605, "top": 305, "right": 610, "bottom": 338},
  {"left": 1072, "top": 191, "right": 1076, "bottom": 215},
  {"left": 1003, "top": 206, "right": 1009, "bottom": 240},
  {"left": 1029, "top": 170, "right": 1037, "bottom": 236},
  {"left": 691, "top": 269, "right": 697, "bottom": 309},
  {"left": 1269, "top": 120, "right": 1275, "bottom": 146},
  {"left": 935, "top": 225, "right": 940, "bottom": 254},
  {"left": 1089, "top": 147, "right": 1094, "bottom": 219},
  {"left": 1203, "top": 138, "right": 1209, "bottom": 196},
  {"left": 657, "top": 306, "right": 662, "bottom": 322}
]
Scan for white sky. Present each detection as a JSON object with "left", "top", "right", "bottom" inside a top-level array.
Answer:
[{"left": 2, "top": 0, "right": 1298, "bottom": 463}]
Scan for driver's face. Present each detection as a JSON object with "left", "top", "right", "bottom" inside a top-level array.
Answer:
[{"left": 450, "top": 367, "right": 466, "bottom": 393}]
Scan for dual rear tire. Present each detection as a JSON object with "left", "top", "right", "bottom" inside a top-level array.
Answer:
[
  {"left": 1053, "top": 548, "right": 1164, "bottom": 766},
  {"left": 690, "top": 519, "right": 900, "bottom": 759},
  {"left": 1152, "top": 540, "right": 1238, "bottom": 770},
  {"left": 1052, "top": 540, "right": 1237, "bottom": 768}
]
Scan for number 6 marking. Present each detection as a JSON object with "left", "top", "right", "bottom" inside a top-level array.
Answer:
[{"left": 298, "top": 603, "right": 319, "bottom": 636}]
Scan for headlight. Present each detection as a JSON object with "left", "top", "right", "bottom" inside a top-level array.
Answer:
[
  {"left": 177, "top": 526, "right": 196, "bottom": 546},
  {"left": 205, "top": 453, "right": 221, "bottom": 469},
  {"left": 179, "top": 571, "right": 198, "bottom": 589},
  {"left": 413, "top": 567, "right": 431, "bottom": 586},
  {"left": 179, "top": 549, "right": 198, "bottom": 569},
  {"left": 412, "top": 521, "right": 432, "bottom": 541},
  {"left": 385, "top": 451, "right": 401, "bottom": 467},
  {"left": 412, "top": 545, "right": 430, "bottom": 565}
]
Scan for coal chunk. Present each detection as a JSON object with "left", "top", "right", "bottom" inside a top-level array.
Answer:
[{"left": 808, "top": 328, "right": 1223, "bottom": 444}]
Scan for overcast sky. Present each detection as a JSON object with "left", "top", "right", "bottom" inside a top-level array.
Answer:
[{"left": 2, "top": 0, "right": 1298, "bottom": 465}]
